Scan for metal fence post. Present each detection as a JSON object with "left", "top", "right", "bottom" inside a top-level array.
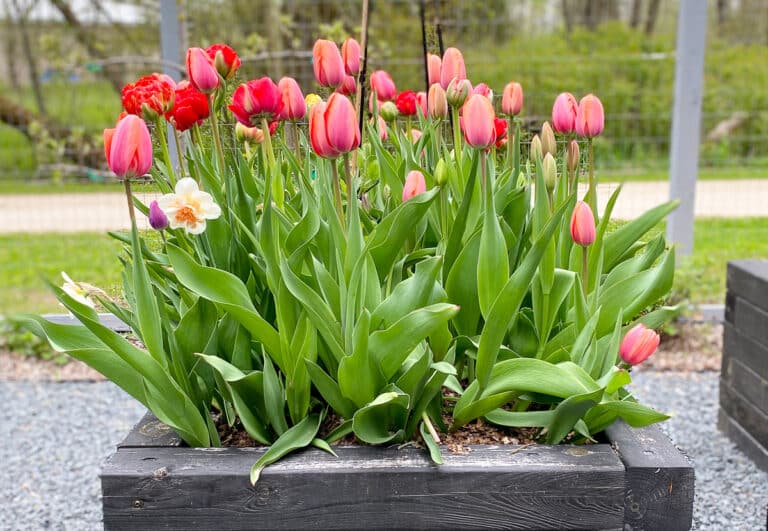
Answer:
[
  {"left": 160, "top": 0, "right": 181, "bottom": 171},
  {"left": 667, "top": 0, "right": 708, "bottom": 256}
]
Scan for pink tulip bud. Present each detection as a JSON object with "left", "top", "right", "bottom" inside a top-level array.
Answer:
[
  {"left": 440, "top": 47, "right": 466, "bottom": 90},
  {"left": 575, "top": 94, "right": 604, "bottom": 138},
  {"left": 416, "top": 91, "right": 428, "bottom": 117},
  {"left": 106, "top": 114, "right": 153, "bottom": 179},
  {"left": 446, "top": 78, "right": 471, "bottom": 108},
  {"left": 313, "top": 39, "right": 345, "bottom": 88},
  {"left": 325, "top": 93, "right": 360, "bottom": 153},
  {"left": 570, "top": 200, "right": 596, "bottom": 246},
  {"left": 337, "top": 75, "right": 357, "bottom": 96},
  {"left": 370, "top": 70, "right": 397, "bottom": 102},
  {"left": 502, "top": 82, "right": 523, "bottom": 116},
  {"left": 370, "top": 115, "right": 388, "bottom": 141},
  {"left": 473, "top": 83, "right": 493, "bottom": 102},
  {"left": 148, "top": 200, "right": 169, "bottom": 230},
  {"left": 461, "top": 94, "right": 496, "bottom": 149},
  {"left": 410, "top": 129, "right": 422, "bottom": 144},
  {"left": 403, "top": 170, "right": 427, "bottom": 201},
  {"left": 552, "top": 92, "right": 578, "bottom": 134},
  {"left": 309, "top": 101, "right": 338, "bottom": 159},
  {"left": 341, "top": 37, "right": 361, "bottom": 76},
  {"left": 428, "top": 83, "right": 447, "bottom": 118},
  {"left": 278, "top": 77, "right": 306, "bottom": 120},
  {"left": 567, "top": 140, "right": 580, "bottom": 174},
  {"left": 186, "top": 47, "right": 219, "bottom": 94},
  {"left": 427, "top": 53, "right": 442, "bottom": 86},
  {"left": 619, "top": 324, "right": 660, "bottom": 366}
]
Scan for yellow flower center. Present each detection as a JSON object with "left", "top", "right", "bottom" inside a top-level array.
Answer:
[{"left": 175, "top": 206, "right": 197, "bottom": 224}]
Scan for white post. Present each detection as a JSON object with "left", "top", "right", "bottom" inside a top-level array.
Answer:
[
  {"left": 160, "top": 0, "right": 181, "bottom": 170},
  {"left": 667, "top": 0, "right": 708, "bottom": 256}
]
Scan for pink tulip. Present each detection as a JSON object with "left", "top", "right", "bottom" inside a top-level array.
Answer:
[
  {"left": 337, "top": 75, "right": 357, "bottom": 96},
  {"left": 461, "top": 94, "right": 496, "bottom": 149},
  {"left": 410, "top": 129, "right": 422, "bottom": 144},
  {"left": 371, "top": 116, "right": 388, "bottom": 141},
  {"left": 502, "top": 82, "right": 523, "bottom": 116},
  {"left": 186, "top": 47, "right": 219, "bottom": 94},
  {"left": 570, "top": 201, "right": 596, "bottom": 246},
  {"left": 313, "top": 39, "right": 345, "bottom": 88},
  {"left": 370, "top": 70, "right": 397, "bottom": 102},
  {"left": 473, "top": 83, "right": 493, "bottom": 101},
  {"left": 278, "top": 77, "right": 306, "bottom": 120},
  {"left": 552, "top": 92, "right": 578, "bottom": 134},
  {"left": 427, "top": 53, "right": 442, "bottom": 86},
  {"left": 402, "top": 170, "right": 427, "bottom": 201},
  {"left": 309, "top": 101, "right": 338, "bottom": 159},
  {"left": 619, "top": 324, "right": 660, "bottom": 366},
  {"left": 341, "top": 37, "right": 361, "bottom": 76},
  {"left": 440, "top": 47, "right": 466, "bottom": 89},
  {"left": 575, "top": 94, "right": 604, "bottom": 138},
  {"left": 428, "top": 83, "right": 447, "bottom": 118},
  {"left": 324, "top": 93, "right": 360, "bottom": 153},
  {"left": 416, "top": 91, "right": 428, "bottom": 117},
  {"left": 106, "top": 114, "right": 153, "bottom": 179}
]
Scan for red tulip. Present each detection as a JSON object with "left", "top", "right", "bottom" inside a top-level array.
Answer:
[
  {"left": 341, "top": 37, "right": 361, "bottom": 76},
  {"left": 324, "top": 92, "right": 360, "bottom": 153},
  {"left": 206, "top": 44, "right": 241, "bottom": 80},
  {"left": 570, "top": 201, "right": 596, "bottom": 246},
  {"left": 575, "top": 94, "right": 604, "bottom": 138},
  {"left": 494, "top": 117, "right": 508, "bottom": 148},
  {"left": 440, "top": 47, "right": 466, "bottom": 89},
  {"left": 502, "top": 82, "right": 523, "bottom": 116},
  {"left": 619, "top": 324, "right": 660, "bottom": 366},
  {"left": 395, "top": 90, "right": 418, "bottom": 116},
  {"left": 166, "top": 80, "right": 210, "bottom": 131},
  {"left": 402, "top": 170, "right": 427, "bottom": 201},
  {"left": 427, "top": 53, "right": 441, "bottom": 86},
  {"left": 552, "top": 92, "right": 578, "bottom": 134},
  {"left": 106, "top": 114, "right": 153, "bottom": 179},
  {"left": 228, "top": 77, "right": 282, "bottom": 126},
  {"left": 313, "top": 39, "right": 344, "bottom": 88},
  {"left": 473, "top": 83, "right": 493, "bottom": 101},
  {"left": 370, "top": 70, "right": 396, "bottom": 102},
  {"left": 121, "top": 73, "right": 176, "bottom": 119},
  {"left": 309, "top": 101, "right": 338, "bottom": 159},
  {"left": 278, "top": 77, "right": 306, "bottom": 120},
  {"left": 461, "top": 94, "right": 496, "bottom": 149},
  {"left": 186, "top": 47, "right": 219, "bottom": 94},
  {"left": 337, "top": 75, "right": 357, "bottom": 96},
  {"left": 428, "top": 83, "right": 447, "bottom": 118}
]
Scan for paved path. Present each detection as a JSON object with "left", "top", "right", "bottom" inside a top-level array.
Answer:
[{"left": 0, "top": 180, "right": 766, "bottom": 233}]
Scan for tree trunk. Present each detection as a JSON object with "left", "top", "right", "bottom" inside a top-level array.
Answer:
[
  {"left": 562, "top": 0, "right": 574, "bottom": 34},
  {"left": 644, "top": 0, "right": 661, "bottom": 36},
  {"left": 2, "top": 1, "right": 20, "bottom": 90},
  {"left": 12, "top": 0, "right": 47, "bottom": 115},
  {"left": 630, "top": 0, "right": 643, "bottom": 29}
]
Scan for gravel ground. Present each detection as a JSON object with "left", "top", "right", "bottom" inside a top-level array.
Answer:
[{"left": 1, "top": 373, "right": 766, "bottom": 530}]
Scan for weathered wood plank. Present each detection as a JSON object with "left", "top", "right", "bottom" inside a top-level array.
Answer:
[
  {"left": 102, "top": 443, "right": 625, "bottom": 530},
  {"left": 43, "top": 312, "right": 130, "bottom": 333},
  {"left": 719, "top": 380, "right": 768, "bottom": 446},
  {"left": 721, "top": 356, "right": 768, "bottom": 416},
  {"left": 605, "top": 420, "right": 694, "bottom": 531},
  {"left": 117, "top": 413, "right": 182, "bottom": 448},
  {"left": 727, "top": 296, "right": 768, "bottom": 348},
  {"left": 717, "top": 408, "right": 768, "bottom": 473},
  {"left": 723, "top": 322, "right": 768, "bottom": 382},
  {"left": 727, "top": 260, "right": 768, "bottom": 314}
]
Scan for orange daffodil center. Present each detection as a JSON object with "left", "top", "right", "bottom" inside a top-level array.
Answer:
[{"left": 157, "top": 177, "right": 222, "bottom": 235}]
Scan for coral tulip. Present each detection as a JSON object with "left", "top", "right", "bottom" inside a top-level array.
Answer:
[
  {"left": 166, "top": 81, "right": 210, "bottom": 132},
  {"left": 121, "top": 73, "right": 175, "bottom": 119},
  {"left": 228, "top": 77, "right": 282, "bottom": 126},
  {"left": 324, "top": 92, "right": 360, "bottom": 153},
  {"left": 309, "top": 103, "right": 335, "bottom": 158},
  {"left": 206, "top": 44, "right": 241, "bottom": 80},
  {"left": 428, "top": 83, "right": 447, "bottom": 119},
  {"left": 402, "top": 170, "right": 427, "bottom": 201},
  {"left": 370, "top": 70, "right": 397, "bottom": 102},
  {"left": 395, "top": 90, "right": 418, "bottom": 116},
  {"left": 461, "top": 94, "right": 496, "bottom": 149},
  {"left": 502, "top": 82, "right": 523, "bottom": 116},
  {"left": 570, "top": 201, "right": 596, "bottom": 246},
  {"left": 552, "top": 92, "right": 578, "bottom": 134},
  {"left": 186, "top": 47, "right": 219, "bottom": 94},
  {"left": 575, "top": 94, "right": 604, "bottom": 138},
  {"left": 337, "top": 75, "right": 357, "bottom": 96},
  {"left": 440, "top": 47, "right": 466, "bottom": 90},
  {"left": 148, "top": 200, "right": 169, "bottom": 230},
  {"left": 313, "top": 39, "right": 345, "bottom": 88},
  {"left": 341, "top": 37, "right": 361, "bottom": 76},
  {"left": 619, "top": 324, "right": 660, "bottom": 366},
  {"left": 427, "top": 53, "right": 441, "bottom": 86},
  {"left": 106, "top": 114, "right": 153, "bottom": 179},
  {"left": 278, "top": 77, "right": 306, "bottom": 120}
]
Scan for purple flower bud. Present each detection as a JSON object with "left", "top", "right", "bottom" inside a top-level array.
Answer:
[{"left": 148, "top": 200, "right": 168, "bottom": 230}]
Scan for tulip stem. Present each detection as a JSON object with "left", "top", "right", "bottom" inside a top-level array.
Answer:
[
  {"left": 331, "top": 161, "right": 345, "bottom": 231},
  {"left": 155, "top": 117, "right": 177, "bottom": 186},
  {"left": 123, "top": 178, "right": 136, "bottom": 227},
  {"left": 291, "top": 120, "right": 302, "bottom": 167},
  {"left": 171, "top": 126, "right": 187, "bottom": 179},
  {"left": 421, "top": 411, "right": 441, "bottom": 445},
  {"left": 208, "top": 103, "right": 227, "bottom": 179},
  {"left": 507, "top": 117, "right": 513, "bottom": 167},
  {"left": 582, "top": 245, "right": 589, "bottom": 297},
  {"left": 261, "top": 117, "right": 283, "bottom": 209},
  {"left": 451, "top": 106, "right": 462, "bottom": 172},
  {"left": 586, "top": 138, "right": 597, "bottom": 220}
]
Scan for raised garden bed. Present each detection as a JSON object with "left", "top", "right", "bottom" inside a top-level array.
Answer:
[
  {"left": 101, "top": 413, "right": 693, "bottom": 530},
  {"left": 720, "top": 259, "right": 768, "bottom": 471}
]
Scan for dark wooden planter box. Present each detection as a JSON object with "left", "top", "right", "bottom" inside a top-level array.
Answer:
[
  {"left": 101, "top": 414, "right": 693, "bottom": 530},
  {"left": 720, "top": 259, "right": 768, "bottom": 472}
]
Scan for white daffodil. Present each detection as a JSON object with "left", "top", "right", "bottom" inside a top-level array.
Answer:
[
  {"left": 157, "top": 177, "right": 222, "bottom": 235},
  {"left": 61, "top": 272, "right": 95, "bottom": 308}
]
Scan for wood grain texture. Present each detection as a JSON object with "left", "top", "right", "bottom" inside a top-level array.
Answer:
[
  {"left": 728, "top": 296, "right": 768, "bottom": 348},
  {"left": 605, "top": 420, "right": 694, "bottom": 531},
  {"left": 102, "top": 443, "right": 625, "bottom": 530},
  {"left": 718, "top": 408, "right": 768, "bottom": 473},
  {"left": 719, "top": 380, "right": 768, "bottom": 446},
  {"left": 727, "top": 260, "right": 768, "bottom": 314},
  {"left": 117, "top": 413, "right": 182, "bottom": 448},
  {"left": 722, "top": 356, "right": 768, "bottom": 415},
  {"left": 723, "top": 322, "right": 768, "bottom": 382}
]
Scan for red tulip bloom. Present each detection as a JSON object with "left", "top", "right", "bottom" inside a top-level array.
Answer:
[
  {"left": 403, "top": 170, "right": 427, "bottom": 201},
  {"left": 105, "top": 114, "right": 153, "bottom": 179},
  {"left": 278, "top": 77, "right": 306, "bottom": 120},
  {"left": 121, "top": 73, "right": 176, "bottom": 119},
  {"left": 206, "top": 44, "right": 241, "bottom": 80},
  {"left": 461, "top": 94, "right": 496, "bottom": 149},
  {"left": 440, "top": 47, "right": 466, "bottom": 89},
  {"left": 336, "top": 75, "right": 357, "bottom": 96},
  {"left": 370, "top": 70, "right": 396, "bottom": 102},
  {"left": 395, "top": 90, "right": 418, "bottom": 116},
  {"left": 494, "top": 117, "right": 508, "bottom": 148},
  {"left": 502, "top": 82, "right": 523, "bottom": 116},
  {"left": 341, "top": 37, "right": 361, "bottom": 76},
  {"left": 427, "top": 53, "right": 441, "bottom": 86},
  {"left": 166, "top": 81, "right": 210, "bottom": 131},
  {"left": 575, "top": 94, "right": 604, "bottom": 138},
  {"left": 620, "top": 324, "right": 660, "bottom": 366},
  {"left": 186, "top": 47, "right": 219, "bottom": 94},
  {"left": 552, "top": 92, "right": 578, "bottom": 134},
  {"left": 570, "top": 201, "right": 596, "bottom": 246},
  {"left": 228, "top": 77, "right": 282, "bottom": 126},
  {"left": 313, "top": 39, "right": 345, "bottom": 88}
]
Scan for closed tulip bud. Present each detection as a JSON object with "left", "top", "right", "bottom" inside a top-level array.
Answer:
[
  {"left": 473, "top": 82, "right": 493, "bottom": 102},
  {"left": 575, "top": 94, "right": 604, "bottom": 138},
  {"left": 552, "top": 92, "right": 578, "bottom": 134},
  {"left": 370, "top": 70, "right": 397, "bottom": 102},
  {"left": 309, "top": 102, "right": 338, "bottom": 159},
  {"left": 379, "top": 100, "right": 399, "bottom": 122},
  {"left": 541, "top": 121, "right": 556, "bottom": 157},
  {"left": 529, "top": 134, "right": 542, "bottom": 162},
  {"left": 434, "top": 158, "right": 449, "bottom": 186},
  {"left": 337, "top": 75, "right": 357, "bottom": 96},
  {"left": 567, "top": 140, "right": 580, "bottom": 174},
  {"left": 374, "top": 116, "right": 388, "bottom": 141},
  {"left": 570, "top": 201, "right": 596, "bottom": 246},
  {"left": 206, "top": 44, "right": 241, "bottom": 80},
  {"left": 148, "top": 200, "right": 169, "bottom": 230},
  {"left": 416, "top": 91, "right": 428, "bottom": 117},
  {"left": 278, "top": 77, "right": 306, "bottom": 121},
  {"left": 341, "top": 37, "right": 361, "bottom": 76},
  {"left": 440, "top": 47, "right": 467, "bottom": 90},
  {"left": 461, "top": 94, "right": 496, "bottom": 149},
  {"left": 502, "top": 82, "right": 523, "bottom": 116},
  {"left": 235, "top": 122, "right": 265, "bottom": 143},
  {"left": 427, "top": 53, "right": 441, "bottom": 86},
  {"left": 313, "top": 39, "right": 345, "bottom": 88},
  {"left": 619, "top": 324, "right": 660, "bottom": 366},
  {"left": 186, "top": 47, "right": 219, "bottom": 94},
  {"left": 403, "top": 170, "right": 427, "bottom": 201},
  {"left": 106, "top": 114, "right": 153, "bottom": 179},
  {"left": 324, "top": 93, "right": 360, "bottom": 153},
  {"left": 542, "top": 152, "right": 557, "bottom": 191},
  {"left": 446, "top": 77, "right": 471, "bottom": 108},
  {"left": 383, "top": 184, "right": 391, "bottom": 201},
  {"left": 410, "top": 128, "right": 422, "bottom": 144},
  {"left": 428, "top": 83, "right": 447, "bottom": 118}
]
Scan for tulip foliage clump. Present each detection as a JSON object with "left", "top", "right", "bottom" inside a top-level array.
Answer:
[{"left": 18, "top": 40, "right": 679, "bottom": 483}]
